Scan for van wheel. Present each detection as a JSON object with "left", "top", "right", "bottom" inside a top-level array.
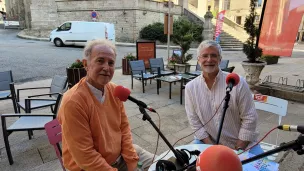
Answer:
[{"left": 54, "top": 38, "right": 63, "bottom": 47}]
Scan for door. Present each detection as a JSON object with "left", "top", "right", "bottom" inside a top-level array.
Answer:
[{"left": 55, "top": 22, "right": 73, "bottom": 44}]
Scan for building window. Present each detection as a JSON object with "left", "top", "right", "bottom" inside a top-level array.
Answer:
[
  {"left": 224, "top": 0, "right": 230, "bottom": 10},
  {"left": 236, "top": 16, "right": 242, "bottom": 25}
]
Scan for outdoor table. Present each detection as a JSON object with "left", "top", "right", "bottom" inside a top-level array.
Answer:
[{"left": 155, "top": 74, "right": 195, "bottom": 99}]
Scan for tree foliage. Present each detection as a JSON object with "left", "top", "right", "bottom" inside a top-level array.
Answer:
[{"left": 243, "top": 0, "right": 263, "bottom": 63}]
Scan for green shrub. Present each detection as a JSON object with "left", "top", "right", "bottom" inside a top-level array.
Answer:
[
  {"left": 139, "top": 18, "right": 203, "bottom": 44},
  {"left": 190, "top": 22, "right": 203, "bottom": 43},
  {"left": 139, "top": 22, "right": 167, "bottom": 43},
  {"left": 171, "top": 17, "right": 205, "bottom": 64}
]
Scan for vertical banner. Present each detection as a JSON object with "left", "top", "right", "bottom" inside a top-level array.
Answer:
[
  {"left": 164, "top": 13, "right": 173, "bottom": 35},
  {"left": 259, "top": 0, "right": 304, "bottom": 56},
  {"left": 214, "top": 10, "right": 226, "bottom": 43}
]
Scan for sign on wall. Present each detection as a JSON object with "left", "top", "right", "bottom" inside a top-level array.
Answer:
[{"left": 136, "top": 40, "right": 156, "bottom": 68}]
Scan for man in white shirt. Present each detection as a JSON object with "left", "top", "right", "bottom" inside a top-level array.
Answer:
[{"left": 185, "top": 40, "right": 263, "bottom": 155}]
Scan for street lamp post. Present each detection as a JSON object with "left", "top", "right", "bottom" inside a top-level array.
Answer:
[{"left": 167, "top": 0, "right": 171, "bottom": 62}]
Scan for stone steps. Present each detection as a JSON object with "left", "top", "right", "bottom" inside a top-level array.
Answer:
[{"left": 184, "top": 7, "right": 247, "bottom": 51}]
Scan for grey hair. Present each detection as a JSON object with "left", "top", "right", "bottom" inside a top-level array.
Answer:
[
  {"left": 83, "top": 39, "right": 117, "bottom": 62},
  {"left": 197, "top": 40, "right": 222, "bottom": 59}
]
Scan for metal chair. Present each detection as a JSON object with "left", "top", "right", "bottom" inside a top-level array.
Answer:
[
  {"left": 180, "top": 77, "right": 194, "bottom": 105},
  {"left": 45, "top": 119, "right": 66, "bottom": 171},
  {"left": 129, "top": 60, "right": 158, "bottom": 93},
  {"left": 15, "top": 75, "right": 67, "bottom": 113},
  {"left": 1, "top": 93, "right": 63, "bottom": 165},
  {"left": 253, "top": 94, "right": 288, "bottom": 161},
  {"left": 0, "top": 70, "right": 17, "bottom": 113},
  {"left": 149, "top": 58, "right": 175, "bottom": 76}
]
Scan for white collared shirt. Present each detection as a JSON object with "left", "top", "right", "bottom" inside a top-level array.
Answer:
[
  {"left": 86, "top": 82, "right": 105, "bottom": 103},
  {"left": 185, "top": 70, "right": 258, "bottom": 148}
]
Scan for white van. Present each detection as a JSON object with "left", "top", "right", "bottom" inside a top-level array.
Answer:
[{"left": 49, "top": 21, "right": 115, "bottom": 47}]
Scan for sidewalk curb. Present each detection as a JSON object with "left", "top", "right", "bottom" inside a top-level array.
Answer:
[
  {"left": 16, "top": 31, "right": 243, "bottom": 51},
  {"left": 17, "top": 32, "right": 183, "bottom": 49},
  {"left": 293, "top": 49, "right": 304, "bottom": 52},
  {"left": 16, "top": 31, "right": 187, "bottom": 49},
  {"left": 17, "top": 32, "right": 49, "bottom": 42}
]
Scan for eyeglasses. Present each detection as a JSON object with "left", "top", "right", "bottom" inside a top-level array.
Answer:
[{"left": 198, "top": 54, "right": 219, "bottom": 59}]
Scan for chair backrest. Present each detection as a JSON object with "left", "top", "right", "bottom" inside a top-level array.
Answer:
[
  {"left": 0, "top": 70, "right": 13, "bottom": 91},
  {"left": 53, "top": 93, "right": 63, "bottom": 116},
  {"left": 253, "top": 94, "right": 288, "bottom": 120},
  {"left": 253, "top": 94, "right": 288, "bottom": 146},
  {"left": 195, "top": 63, "right": 201, "bottom": 71},
  {"left": 219, "top": 60, "right": 229, "bottom": 69},
  {"left": 44, "top": 119, "right": 66, "bottom": 171},
  {"left": 129, "top": 60, "right": 146, "bottom": 75},
  {"left": 50, "top": 75, "right": 68, "bottom": 97},
  {"left": 149, "top": 58, "right": 165, "bottom": 72}
]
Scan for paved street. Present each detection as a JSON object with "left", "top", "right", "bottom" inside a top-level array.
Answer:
[
  {"left": 1, "top": 28, "right": 304, "bottom": 84},
  {"left": 0, "top": 28, "right": 136, "bottom": 82}
]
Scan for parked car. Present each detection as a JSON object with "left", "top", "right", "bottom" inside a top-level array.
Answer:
[{"left": 49, "top": 21, "right": 115, "bottom": 47}]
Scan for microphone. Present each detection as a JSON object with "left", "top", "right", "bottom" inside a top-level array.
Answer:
[
  {"left": 226, "top": 73, "right": 240, "bottom": 91},
  {"left": 113, "top": 85, "right": 156, "bottom": 113},
  {"left": 114, "top": 85, "right": 190, "bottom": 168},
  {"left": 277, "top": 125, "right": 304, "bottom": 134},
  {"left": 196, "top": 145, "right": 242, "bottom": 171}
]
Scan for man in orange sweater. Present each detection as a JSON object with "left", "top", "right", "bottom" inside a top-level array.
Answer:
[{"left": 57, "top": 39, "right": 154, "bottom": 171}]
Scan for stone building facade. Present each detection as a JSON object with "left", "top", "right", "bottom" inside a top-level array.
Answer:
[
  {"left": 0, "top": 0, "right": 6, "bottom": 14},
  {"left": 5, "top": 0, "right": 184, "bottom": 42}
]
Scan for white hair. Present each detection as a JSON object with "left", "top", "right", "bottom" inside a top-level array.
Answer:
[
  {"left": 197, "top": 40, "right": 222, "bottom": 59},
  {"left": 83, "top": 39, "right": 117, "bottom": 62}
]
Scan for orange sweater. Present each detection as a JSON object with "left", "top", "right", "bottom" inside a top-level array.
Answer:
[{"left": 57, "top": 78, "right": 139, "bottom": 171}]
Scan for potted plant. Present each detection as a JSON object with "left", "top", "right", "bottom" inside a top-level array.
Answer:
[
  {"left": 260, "top": 55, "right": 280, "bottom": 65},
  {"left": 122, "top": 53, "right": 136, "bottom": 75},
  {"left": 241, "top": 0, "right": 266, "bottom": 88},
  {"left": 167, "top": 54, "right": 178, "bottom": 70},
  {"left": 66, "top": 59, "right": 87, "bottom": 88},
  {"left": 170, "top": 17, "right": 195, "bottom": 73}
]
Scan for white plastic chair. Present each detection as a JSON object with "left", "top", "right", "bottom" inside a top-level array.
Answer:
[{"left": 252, "top": 94, "right": 288, "bottom": 161}]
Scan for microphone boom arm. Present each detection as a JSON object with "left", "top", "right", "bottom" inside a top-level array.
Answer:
[
  {"left": 216, "top": 90, "right": 231, "bottom": 144},
  {"left": 138, "top": 106, "right": 189, "bottom": 167},
  {"left": 241, "top": 134, "right": 304, "bottom": 165}
]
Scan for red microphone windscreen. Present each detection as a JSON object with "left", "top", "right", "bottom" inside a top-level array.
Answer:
[
  {"left": 114, "top": 85, "right": 130, "bottom": 102},
  {"left": 226, "top": 73, "right": 240, "bottom": 86},
  {"left": 196, "top": 145, "right": 242, "bottom": 171}
]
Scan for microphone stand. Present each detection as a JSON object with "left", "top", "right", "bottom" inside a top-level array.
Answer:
[
  {"left": 216, "top": 89, "right": 231, "bottom": 144},
  {"left": 138, "top": 106, "right": 189, "bottom": 169},
  {"left": 242, "top": 134, "right": 304, "bottom": 165}
]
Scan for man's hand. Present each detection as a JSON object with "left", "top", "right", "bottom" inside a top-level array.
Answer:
[
  {"left": 202, "top": 137, "right": 214, "bottom": 145},
  {"left": 235, "top": 140, "right": 250, "bottom": 150}
]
